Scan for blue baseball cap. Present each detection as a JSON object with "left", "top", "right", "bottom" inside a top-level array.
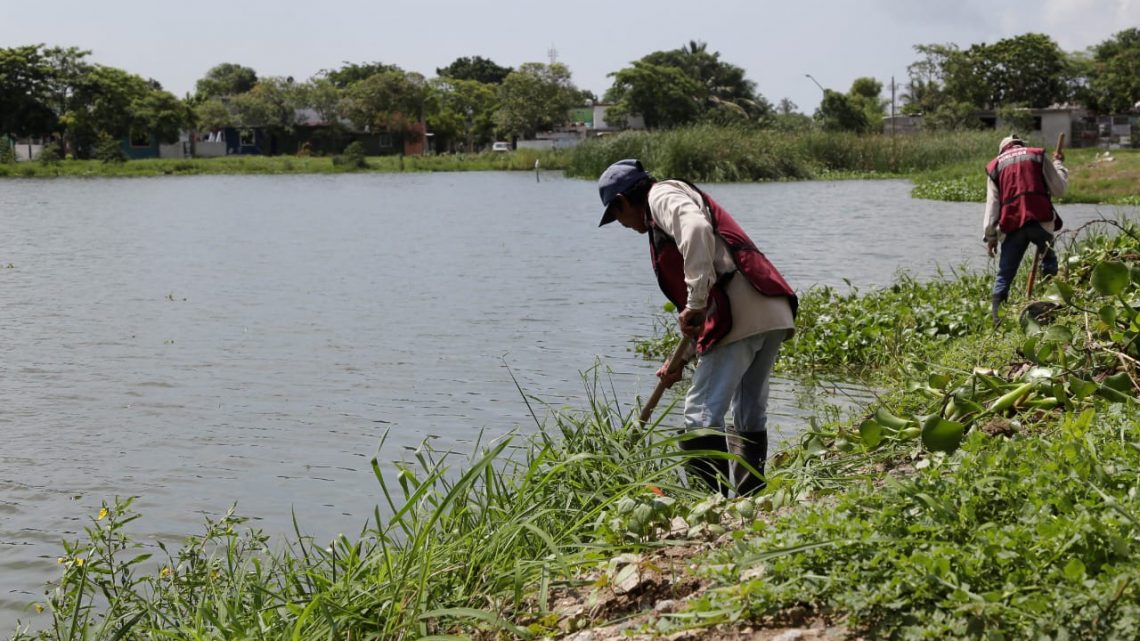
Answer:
[{"left": 597, "top": 159, "right": 650, "bottom": 226}]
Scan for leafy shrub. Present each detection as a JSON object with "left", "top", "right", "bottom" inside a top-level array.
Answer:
[
  {"left": 0, "top": 137, "right": 16, "bottom": 164},
  {"left": 94, "top": 135, "right": 127, "bottom": 163},
  {"left": 332, "top": 141, "right": 368, "bottom": 170},
  {"left": 38, "top": 142, "right": 62, "bottom": 164}
]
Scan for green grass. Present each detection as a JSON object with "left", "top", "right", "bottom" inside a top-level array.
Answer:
[
  {"left": 912, "top": 148, "right": 1140, "bottom": 205},
  {"left": 0, "top": 149, "right": 570, "bottom": 178}
]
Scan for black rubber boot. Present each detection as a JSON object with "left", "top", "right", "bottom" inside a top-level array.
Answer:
[
  {"left": 677, "top": 431, "right": 729, "bottom": 495},
  {"left": 991, "top": 294, "right": 1003, "bottom": 328},
  {"left": 728, "top": 431, "right": 768, "bottom": 496}
]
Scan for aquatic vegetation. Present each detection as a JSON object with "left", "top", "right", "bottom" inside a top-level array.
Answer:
[{"left": 686, "top": 402, "right": 1140, "bottom": 639}]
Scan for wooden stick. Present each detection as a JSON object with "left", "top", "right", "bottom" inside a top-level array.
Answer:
[
  {"left": 1026, "top": 247, "right": 1043, "bottom": 299},
  {"left": 638, "top": 339, "right": 694, "bottom": 425}
]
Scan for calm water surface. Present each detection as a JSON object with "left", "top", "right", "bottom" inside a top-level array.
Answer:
[{"left": 0, "top": 172, "right": 1132, "bottom": 627}]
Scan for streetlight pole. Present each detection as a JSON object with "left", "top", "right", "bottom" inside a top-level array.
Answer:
[{"left": 805, "top": 74, "right": 825, "bottom": 94}]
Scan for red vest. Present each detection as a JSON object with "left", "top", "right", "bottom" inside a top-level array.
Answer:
[
  {"left": 648, "top": 182, "right": 797, "bottom": 354},
  {"left": 986, "top": 146, "right": 1054, "bottom": 234}
]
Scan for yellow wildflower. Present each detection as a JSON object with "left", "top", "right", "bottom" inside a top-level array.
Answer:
[
  {"left": 56, "top": 557, "right": 65, "bottom": 565},
  {"left": 74, "top": 557, "right": 85, "bottom": 567},
  {"left": 160, "top": 566, "right": 172, "bottom": 577},
  {"left": 34, "top": 604, "right": 44, "bottom": 613},
  {"left": 97, "top": 508, "right": 109, "bottom": 521}
]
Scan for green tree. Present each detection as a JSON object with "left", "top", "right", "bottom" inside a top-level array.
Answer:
[
  {"left": 195, "top": 63, "right": 258, "bottom": 99},
  {"left": 772, "top": 98, "right": 814, "bottom": 132},
  {"left": 848, "top": 77, "right": 886, "bottom": 130},
  {"left": 924, "top": 100, "right": 984, "bottom": 131},
  {"left": 604, "top": 40, "right": 770, "bottom": 129},
  {"left": 0, "top": 45, "right": 61, "bottom": 140},
  {"left": 194, "top": 98, "right": 233, "bottom": 131},
  {"left": 1080, "top": 28, "right": 1140, "bottom": 113},
  {"left": 298, "top": 77, "right": 344, "bottom": 125},
  {"left": 436, "top": 56, "right": 512, "bottom": 85},
  {"left": 342, "top": 70, "right": 429, "bottom": 151},
  {"left": 604, "top": 61, "right": 703, "bottom": 128},
  {"left": 426, "top": 77, "right": 498, "bottom": 151},
  {"left": 815, "top": 89, "right": 869, "bottom": 132},
  {"left": 61, "top": 65, "right": 156, "bottom": 155},
  {"left": 495, "top": 62, "right": 579, "bottom": 139},
  {"left": 934, "top": 34, "right": 1072, "bottom": 109},
  {"left": 133, "top": 87, "right": 190, "bottom": 144},
  {"left": 902, "top": 43, "right": 958, "bottom": 115},
  {"left": 231, "top": 77, "right": 302, "bottom": 131},
  {"left": 322, "top": 61, "right": 399, "bottom": 89}
]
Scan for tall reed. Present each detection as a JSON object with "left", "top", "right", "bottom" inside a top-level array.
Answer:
[{"left": 565, "top": 125, "right": 996, "bottom": 181}]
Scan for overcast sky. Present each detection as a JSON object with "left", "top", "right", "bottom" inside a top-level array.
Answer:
[{"left": 3, "top": 0, "right": 1136, "bottom": 113}]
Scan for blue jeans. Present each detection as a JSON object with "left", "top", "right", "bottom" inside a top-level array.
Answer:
[
  {"left": 684, "top": 329, "right": 787, "bottom": 434},
  {"left": 993, "top": 221, "right": 1058, "bottom": 301}
]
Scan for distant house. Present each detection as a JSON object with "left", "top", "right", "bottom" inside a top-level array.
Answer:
[
  {"left": 120, "top": 130, "right": 190, "bottom": 159},
  {"left": 881, "top": 105, "right": 1138, "bottom": 148},
  {"left": 516, "top": 103, "right": 647, "bottom": 151},
  {"left": 188, "top": 109, "right": 428, "bottom": 158},
  {"left": 568, "top": 103, "right": 646, "bottom": 135}
]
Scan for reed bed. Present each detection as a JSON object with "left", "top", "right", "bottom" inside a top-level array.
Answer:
[{"left": 564, "top": 126, "right": 997, "bottom": 182}]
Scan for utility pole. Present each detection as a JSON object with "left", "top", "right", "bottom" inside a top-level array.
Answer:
[
  {"left": 805, "top": 74, "right": 825, "bottom": 94},
  {"left": 890, "top": 75, "right": 896, "bottom": 136}
]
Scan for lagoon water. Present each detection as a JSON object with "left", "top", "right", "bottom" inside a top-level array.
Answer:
[{"left": 0, "top": 172, "right": 1132, "bottom": 629}]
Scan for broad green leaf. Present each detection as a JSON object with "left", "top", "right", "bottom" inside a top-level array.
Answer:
[
  {"left": 1021, "top": 337, "right": 1038, "bottom": 361},
  {"left": 1092, "top": 261, "right": 1130, "bottom": 296},
  {"left": 920, "top": 414, "right": 965, "bottom": 454},
  {"left": 1099, "top": 304, "right": 1118, "bottom": 326},
  {"left": 1044, "top": 281, "right": 1074, "bottom": 304},
  {"left": 1103, "top": 371, "right": 1133, "bottom": 392},
  {"left": 1042, "top": 325, "right": 1073, "bottom": 344},
  {"left": 859, "top": 419, "right": 882, "bottom": 449},
  {"left": 1062, "top": 558, "right": 1086, "bottom": 581},
  {"left": 928, "top": 373, "right": 950, "bottom": 390},
  {"left": 1069, "top": 378, "right": 1097, "bottom": 400}
]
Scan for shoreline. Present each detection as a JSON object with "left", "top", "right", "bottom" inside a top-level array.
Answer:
[{"left": 3, "top": 141, "right": 1136, "bottom": 208}]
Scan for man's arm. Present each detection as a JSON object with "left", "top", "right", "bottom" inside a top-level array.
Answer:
[
  {"left": 983, "top": 176, "right": 1000, "bottom": 254},
  {"left": 1044, "top": 154, "right": 1068, "bottom": 198},
  {"left": 649, "top": 183, "right": 717, "bottom": 310}
]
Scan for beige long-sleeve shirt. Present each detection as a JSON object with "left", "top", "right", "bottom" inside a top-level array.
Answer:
[
  {"left": 647, "top": 180, "right": 794, "bottom": 345},
  {"left": 982, "top": 154, "right": 1068, "bottom": 242}
]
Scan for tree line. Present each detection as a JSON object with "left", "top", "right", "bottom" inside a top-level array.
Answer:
[{"left": 1, "top": 28, "right": 1137, "bottom": 159}]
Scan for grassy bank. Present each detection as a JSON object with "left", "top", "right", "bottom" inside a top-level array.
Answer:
[
  {"left": 13, "top": 218, "right": 1140, "bottom": 639},
  {"left": 0, "top": 148, "right": 570, "bottom": 178},
  {"left": 912, "top": 147, "right": 1140, "bottom": 205}
]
